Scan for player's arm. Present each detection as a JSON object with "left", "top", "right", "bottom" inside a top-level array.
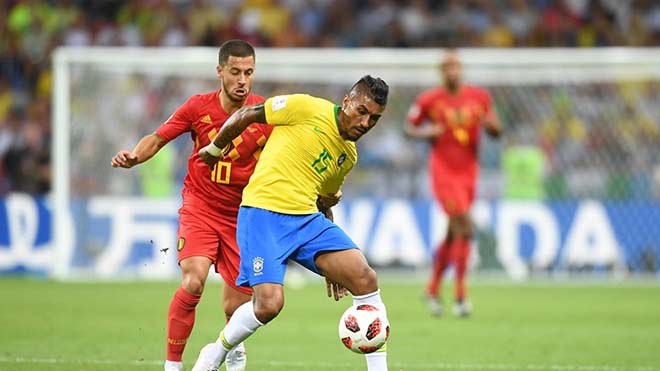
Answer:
[
  {"left": 404, "top": 100, "right": 442, "bottom": 140},
  {"left": 316, "top": 190, "right": 342, "bottom": 222},
  {"left": 111, "top": 133, "right": 167, "bottom": 169},
  {"left": 484, "top": 105, "right": 502, "bottom": 138},
  {"left": 404, "top": 121, "right": 443, "bottom": 140},
  {"left": 316, "top": 190, "right": 347, "bottom": 301},
  {"left": 320, "top": 201, "right": 348, "bottom": 301},
  {"left": 199, "top": 102, "right": 266, "bottom": 168},
  {"left": 319, "top": 192, "right": 348, "bottom": 302}
]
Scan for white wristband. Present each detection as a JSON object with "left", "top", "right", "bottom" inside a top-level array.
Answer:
[{"left": 206, "top": 142, "right": 224, "bottom": 157}]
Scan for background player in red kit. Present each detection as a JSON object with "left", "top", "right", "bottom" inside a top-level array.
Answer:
[
  {"left": 406, "top": 49, "right": 502, "bottom": 317},
  {"left": 111, "top": 40, "right": 269, "bottom": 371}
]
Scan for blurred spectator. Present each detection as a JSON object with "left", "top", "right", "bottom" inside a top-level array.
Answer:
[
  {"left": 0, "top": 79, "right": 14, "bottom": 121},
  {"left": 502, "top": 129, "right": 546, "bottom": 200},
  {"left": 139, "top": 144, "right": 177, "bottom": 197},
  {"left": 1, "top": 0, "right": 659, "bottom": 199},
  {"left": 505, "top": 0, "right": 537, "bottom": 46},
  {"left": 482, "top": 13, "right": 515, "bottom": 47},
  {"left": 2, "top": 104, "right": 50, "bottom": 194}
]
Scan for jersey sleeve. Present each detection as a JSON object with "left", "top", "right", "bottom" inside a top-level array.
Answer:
[
  {"left": 406, "top": 93, "right": 429, "bottom": 126},
  {"left": 155, "top": 96, "right": 195, "bottom": 141},
  {"left": 264, "top": 94, "right": 315, "bottom": 126}
]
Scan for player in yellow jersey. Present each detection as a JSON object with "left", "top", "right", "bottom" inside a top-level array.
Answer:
[{"left": 191, "top": 76, "right": 390, "bottom": 371}]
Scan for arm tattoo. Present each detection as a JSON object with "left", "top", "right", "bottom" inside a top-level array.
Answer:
[{"left": 212, "top": 103, "right": 266, "bottom": 149}]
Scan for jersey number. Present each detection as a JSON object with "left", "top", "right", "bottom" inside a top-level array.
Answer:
[
  {"left": 311, "top": 149, "right": 333, "bottom": 174},
  {"left": 211, "top": 161, "right": 231, "bottom": 184}
]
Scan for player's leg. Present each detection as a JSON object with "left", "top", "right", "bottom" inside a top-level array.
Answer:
[
  {"left": 165, "top": 256, "right": 212, "bottom": 371},
  {"left": 193, "top": 207, "right": 293, "bottom": 371},
  {"left": 294, "top": 214, "right": 388, "bottom": 371},
  {"left": 315, "top": 249, "right": 389, "bottom": 371},
  {"left": 166, "top": 199, "right": 220, "bottom": 371},
  {"left": 425, "top": 183, "right": 460, "bottom": 316},
  {"left": 427, "top": 228, "right": 452, "bottom": 297},
  {"left": 450, "top": 212, "right": 473, "bottom": 317},
  {"left": 193, "top": 284, "right": 284, "bottom": 371},
  {"left": 194, "top": 282, "right": 282, "bottom": 371},
  {"left": 450, "top": 184, "right": 475, "bottom": 317},
  {"left": 219, "top": 283, "right": 252, "bottom": 371},
  {"left": 215, "top": 220, "right": 254, "bottom": 371},
  {"left": 425, "top": 227, "right": 452, "bottom": 316},
  {"left": 315, "top": 249, "right": 378, "bottom": 295}
]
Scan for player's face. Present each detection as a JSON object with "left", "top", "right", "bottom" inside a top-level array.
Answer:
[
  {"left": 338, "top": 93, "right": 385, "bottom": 142},
  {"left": 217, "top": 55, "right": 255, "bottom": 103},
  {"left": 441, "top": 54, "right": 462, "bottom": 88}
]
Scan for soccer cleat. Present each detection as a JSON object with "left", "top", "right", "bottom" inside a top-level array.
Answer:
[
  {"left": 423, "top": 295, "right": 443, "bottom": 317},
  {"left": 453, "top": 300, "right": 472, "bottom": 317},
  {"left": 225, "top": 342, "right": 247, "bottom": 371},
  {"left": 164, "top": 360, "right": 183, "bottom": 371},
  {"left": 191, "top": 343, "right": 224, "bottom": 371}
]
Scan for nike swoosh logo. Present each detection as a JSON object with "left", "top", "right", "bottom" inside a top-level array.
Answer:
[{"left": 313, "top": 127, "right": 325, "bottom": 135}]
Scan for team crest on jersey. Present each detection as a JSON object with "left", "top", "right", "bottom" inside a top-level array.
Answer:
[
  {"left": 177, "top": 237, "right": 185, "bottom": 251},
  {"left": 253, "top": 257, "right": 264, "bottom": 275},
  {"left": 337, "top": 153, "right": 347, "bottom": 166}
]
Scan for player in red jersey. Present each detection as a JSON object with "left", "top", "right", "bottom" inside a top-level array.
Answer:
[
  {"left": 406, "top": 49, "right": 502, "bottom": 317},
  {"left": 111, "top": 40, "right": 270, "bottom": 371}
]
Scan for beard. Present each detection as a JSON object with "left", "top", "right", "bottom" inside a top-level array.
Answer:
[{"left": 445, "top": 78, "right": 460, "bottom": 92}]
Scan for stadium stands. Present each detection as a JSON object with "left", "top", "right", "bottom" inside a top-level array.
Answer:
[{"left": 1, "top": 0, "right": 660, "bottom": 199}]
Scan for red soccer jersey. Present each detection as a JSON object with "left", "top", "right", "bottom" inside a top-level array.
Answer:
[
  {"left": 408, "top": 85, "right": 492, "bottom": 185},
  {"left": 156, "top": 90, "right": 272, "bottom": 214}
]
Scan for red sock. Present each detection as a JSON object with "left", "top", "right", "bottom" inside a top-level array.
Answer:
[
  {"left": 451, "top": 239, "right": 471, "bottom": 301},
  {"left": 426, "top": 240, "right": 451, "bottom": 297},
  {"left": 166, "top": 287, "right": 201, "bottom": 362}
]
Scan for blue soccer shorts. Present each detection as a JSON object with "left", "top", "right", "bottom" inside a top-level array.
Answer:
[{"left": 235, "top": 206, "right": 358, "bottom": 287}]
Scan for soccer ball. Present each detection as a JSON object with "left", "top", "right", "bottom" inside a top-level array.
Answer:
[{"left": 338, "top": 304, "right": 390, "bottom": 354}]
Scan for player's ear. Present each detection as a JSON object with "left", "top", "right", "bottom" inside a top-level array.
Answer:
[
  {"left": 342, "top": 95, "right": 350, "bottom": 111},
  {"left": 216, "top": 65, "right": 223, "bottom": 78}
]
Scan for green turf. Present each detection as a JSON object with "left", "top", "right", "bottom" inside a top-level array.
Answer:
[{"left": 1, "top": 278, "right": 659, "bottom": 371}]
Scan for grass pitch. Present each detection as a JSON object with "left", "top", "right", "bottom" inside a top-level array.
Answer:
[{"left": 1, "top": 277, "right": 659, "bottom": 371}]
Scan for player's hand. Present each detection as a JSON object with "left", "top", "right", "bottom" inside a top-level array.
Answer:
[
  {"left": 428, "top": 124, "right": 444, "bottom": 138},
  {"left": 317, "top": 191, "right": 342, "bottom": 210},
  {"left": 111, "top": 150, "right": 139, "bottom": 168},
  {"left": 198, "top": 146, "right": 221, "bottom": 169},
  {"left": 326, "top": 278, "right": 348, "bottom": 301}
]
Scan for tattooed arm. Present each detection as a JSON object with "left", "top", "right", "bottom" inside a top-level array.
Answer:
[{"left": 198, "top": 102, "right": 267, "bottom": 168}]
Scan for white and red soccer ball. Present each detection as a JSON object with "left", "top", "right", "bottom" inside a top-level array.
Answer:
[{"left": 338, "top": 304, "right": 390, "bottom": 354}]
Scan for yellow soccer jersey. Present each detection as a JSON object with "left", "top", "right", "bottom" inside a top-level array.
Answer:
[{"left": 241, "top": 94, "right": 357, "bottom": 214}]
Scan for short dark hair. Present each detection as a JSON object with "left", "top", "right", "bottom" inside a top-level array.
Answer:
[
  {"left": 350, "top": 75, "right": 389, "bottom": 106},
  {"left": 218, "top": 39, "right": 256, "bottom": 65}
]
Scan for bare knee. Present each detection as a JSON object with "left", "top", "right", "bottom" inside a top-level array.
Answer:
[
  {"left": 460, "top": 222, "right": 473, "bottom": 240},
  {"left": 349, "top": 265, "right": 378, "bottom": 296},
  {"left": 451, "top": 215, "right": 473, "bottom": 240},
  {"left": 179, "top": 257, "right": 212, "bottom": 295},
  {"left": 181, "top": 273, "right": 206, "bottom": 295},
  {"left": 253, "top": 295, "right": 284, "bottom": 324}
]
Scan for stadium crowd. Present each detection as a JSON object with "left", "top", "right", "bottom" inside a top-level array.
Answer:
[{"left": 1, "top": 0, "right": 660, "bottom": 198}]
